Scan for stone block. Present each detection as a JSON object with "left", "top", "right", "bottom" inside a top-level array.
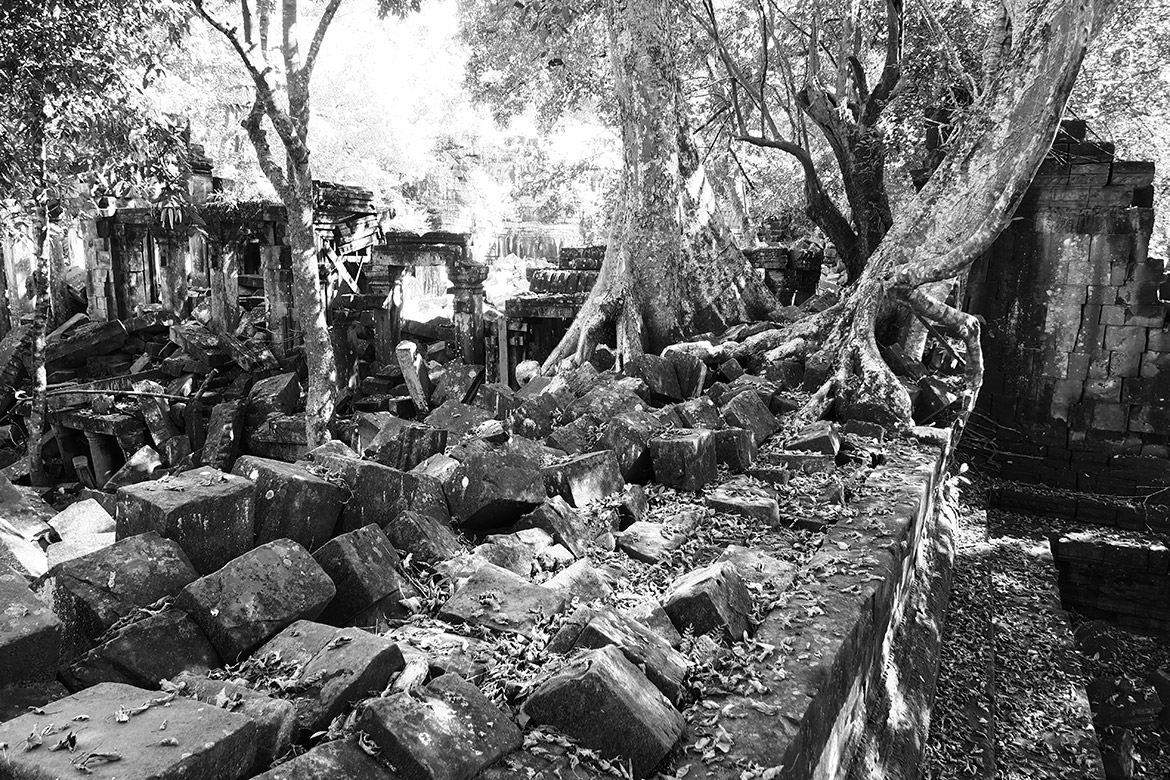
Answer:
[
  {"left": 666, "top": 351, "right": 707, "bottom": 399},
  {"left": 34, "top": 531, "right": 198, "bottom": 661},
  {"left": 314, "top": 454, "right": 451, "bottom": 533},
  {"left": 663, "top": 562, "right": 752, "bottom": 642},
  {"left": 384, "top": 510, "right": 463, "bottom": 566},
  {"left": 546, "top": 416, "right": 601, "bottom": 455},
  {"left": 474, "top": 382, "right": 519, "bottom": 420},
  {"left": 648, "top": 430, "right": 717, "bottom": 492},
  {"left": 600, "top": 411, "right": 661, "bottom": 482},
  {"left": 840, "top": 419, "right": 887, "bottom": 442},
  {"left": 116, "top": 466, "right": 255, "bottom": 575},
  {"left": 521, "top": 646, "right": 683, "bottom": 778},
  {"left": 675, "top": 396, "right": 725, "bottom": 429},
  {"left": 358, "top": 673, "right": 522, "bottom": 780},
  {"left": 545, "top": 559, "right": 614, "bottom": 603},
  {"left": 625, "top": 354, "right": 683, "bottom": 403},
  {"left": 397, "top": 340, "right": 433, "bottom": 414},
  {"left": 784, "top": 420, "right": 841, "bottom": 455},
  {"left": 713, "top": 427, "right": 757, "bottom": 472},
  {"left": 552, "top": 606, "right": 688, "bottom": 703},
  {"left": 256, "top": 620, "right": 405, "bottom": 734},
  {"left": 425, "top": 400, "right": 494, "bottom": 439},
  {"left": 474, "top": 535, "right": 538, "bottom": 576},
  {"left": 364, "top": 417, "right": 448, "bottom": 472},
  {"left": 60, "top": 608, "right": 218, "bottom": 691},
  {"left": 173, "top": 671, "right": 298, "bottom": 773},
  {"left": 514, "top": 497, "right": 590, "bottom": 557},
  {"left": 439, "top": 562, "right": 565, "bottom": 637},
  {"left": 718, "top": 358, "right": 745, "bottom": 382},
  {"left": 387, "top": 625, "right": 500, "bottom": 684},
  {"left": 442, "top": 440, "right": 545, "bottom": 530},
  {"left": 247, "top": 372, "right": 301, "bottom": 420},
  {"left": 103, "top": 444, "right": 164, "bottom": 490},
  {"left": 432, "top": 364, "right": 484, "bottom": 407},
  {"left": 313, "top": 525, "right": 419, "bottom": 626},
  {"left": 717, "top": 544, "right": 796, "bottom": 591},
  {"left": 201, "top": 399, "right": 245, "bottom": 471},
  {"left": 46, "top": 531, "right": 116, "bottom": 568},
  {"left": 177, "top": 538, "right": 336, "bottom": 662},
  {"left": 0, "top": 680, "right": 70, "bottom": 723},
  {"left": 50, "top": 497, "right": 115, "bottom": 536},
  {"left": 563, "top": 382, "right": 650, "bottom": 425},
  {"left": 615, "top": 521, "right": 686, "bottom": 564},
  {"left": 542, "top": 450, "right": 625, "bottom": 507},
  {"left": 231, "top": 456, "right": 343, "bottom": 550},
  {"left": 1, "top": 565, "right": 61, "bottom": 685},
  {"left": 0, "top": 681, "right": 255, "bottom": 780},
  {"left": 627, "top": 600, "right": 682, "bottom": 647},
  {"left": 705, "top": 480, "right": 781, "bottom": 526},
  {"left": 252, "top": 739, "right": 394, "bottom": 780}
]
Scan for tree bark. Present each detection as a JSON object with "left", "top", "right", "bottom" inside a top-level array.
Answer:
[
  {"left": 544, "top": 0, "right": 779, "bottom": 369},
  {"left": 26, "top": 208, "right": 51, "bottom": 485},
  {"left": 731, "top": 0, "right": 1118, "bottom": 428}
]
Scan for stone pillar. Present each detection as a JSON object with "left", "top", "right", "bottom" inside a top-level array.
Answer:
[
  {"left": 447, "top": 261, "right": 488, "bottom": 365},
  {"left": 263, "top": 245, "right": 294, "bottom": 358},
  {"left": 374, "top": 267, "right": 405, "bottom": 365},
  {"left": 207, "top": 231, "right": 241, "bottom": 335},
  {"left": 152, "top": 227, "right": 188, "bottom": 317}
]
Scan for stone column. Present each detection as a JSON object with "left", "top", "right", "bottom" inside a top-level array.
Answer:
[{"left": 447, "top": 260, "right": 488, "bottom": 365}]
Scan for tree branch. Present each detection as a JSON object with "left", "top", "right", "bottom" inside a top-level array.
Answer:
[
  {"left": 862, "top": 0, "right": 902, "bottom": 124},
  {"left": 242, "top": 96, "right": 290, "bottom": 200},
  {"left": 304, "top": 0, "right": 344, "bottom": 80}
]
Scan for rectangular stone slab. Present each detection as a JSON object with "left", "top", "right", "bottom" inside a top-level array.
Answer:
[
  {"left": 231, "top": 456, "right": 344, "bottom": 551},
  {"left": 0, "top": 681, "right": 255, "bottom": 780},
  {"left": 0, "top": 565, "right": 62, "bottom": 685}
]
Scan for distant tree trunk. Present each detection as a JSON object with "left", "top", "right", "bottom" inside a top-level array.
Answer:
[
  {"left": 544, "top": 0, "right": 779, "bottom": 369},
  {"left": 729, "top": 0, "right": 1118, "bottom": 427},
  {"left": 26, "top": 207, "right": 51, "bottom": 485}
]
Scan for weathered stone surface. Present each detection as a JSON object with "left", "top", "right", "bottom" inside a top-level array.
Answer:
[
  {"left": 713, "top": 427, "right": 757, "bottom": 472},
  {"left": 1, "top": 565, "right": 61, "bottom": 685},
  {"left": 599, "top": 410, "right": 661, "bottom": 483},
  {"left": 705, "top": 479, "right": 781, "bottom": 526},
  {"left": 619, "top": 483, "right": 650, "bottom": 526},
  {"left": 717, "top": 545, "right": 796, "bottom": 591},
  {"left": 474, "top": 381, "right": 519, "bottom": 420},
  {"left": 313, "top": 524, "right": 418, "bottom": 625},
  {"left": 474, "top": 532, "right": 542, "bottom": 576},
  {"left": 545, "top": 559, "right": 613, "bottom": 603},
  {"left": 49, "top": 498, "right": 115, "bottom": 536},
  {"left": 840, "top": 419, "right": 887, "bottom": 441},
  {"left": 521, "top": 646, "right": 683, "bottom": 778},
  {"left": 46, "top": 531, "right": 116, "bottom": 569},
  {"left": 247, "top": 372, "right": 301, "bottom": 420},
  {"left": 663, "top": 562, "right": 752, "bottom": 642},
  {"left": 1088, "top": 676, "right": 1163, "bottom": 727},
  {"left": 384, "top": 510, "right": 463, "bottom": 566},
  {"left": 358, "top": 672, "right": 522, "bottom": 780},
  {"left": 666, "top": 351, "right": 707, "bottom": 399},
  {"left": 432, "top": 364, "right": 484, "bottom": 407},
  {"left": 546, "top": 416, "right": 601, "bottom": 455},
  {"left": 625, "top": 354, "right": 683, "bottom": 403},
  {"left": 648, "top": 430, "right": 716, "bottom": 492},
  {"left": 0, "top": 681, "right": 255, "bottom": 780},
  {"left": 174, "top": 671, "right": 298, "bottom": 772},
  {"left": 719, "top": 391, "right": 779, "bottom": 446},
  {"left": 231, "top": 456, "right": 343, "bottom": 549},
  {"left": 627, "top": 600, "right": 682, "bottom": 647},
  {"left": 60, "top": 608, "right": 218, "bottom": 691},
  {"left": 563, "top": 382, "right": 649, "bottom": 425},
  {"left": 34, "top": 531, "right": 198, "bottom": 661},
  {"left": 252, "top": 739, "right": 394, "bottom": 780},
  {"left": 314, "top": 454, "right": 451, "bottom": 532},
  {"left": 0, "top": 679, "right": 69, "bottom": 723},
  {"left": 439, "top": 562, "right": 565, "bottom": 637},
  {"left": 365, "top": 417, "right": 448, "bottom": 471},
  {"left": 301, "top": 439, "right": 361, "bottom": 463},
  {"left": 388, "top": 625, "right": 500, "bottom": 683},
  {"left": 718, "top": 358, "right": 745, "bottom": 382},
  {"left": 257, "top": 620, "right": 405, "bottom": 734},
  {"left": 542, "top": 450, "right": 625, "bottom": 508},
  {"left": 177, "top": 539, "right": 336, "bottom": 662},
  {"left": 675, "top": 397, "right": 725, "bottom": 429},
  {"left": 443, "top": 440, "right": 546, "bottom": 530},
  {"left": 202, "top": 399, "right": 245, "bottom": 471},
  {"left": 425, "top": 400, "right": 494, "bottom": 439},
  {"left": 514, "top": 497, "right": 590, "bottom": 557},
  {"left": 616, "top": 521, "right": 687, "bottom": 564},
  {"left": 551, "top": 606, "right": 687, "bottom": 703},
  {"left": 397, "top": 340, "right": 433, "bottom": 414},
  {"left": 116, "top": 466, "right": 255, "bottom": 574},
  {"left": 103, "top": 444, "right": 164, "bottom": 490},
  {"left": 784, "top": 420, "right": 841, "bottom": 455}
]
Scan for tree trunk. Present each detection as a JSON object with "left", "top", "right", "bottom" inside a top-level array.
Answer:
[
  {"left": 544, "top": 0, "right": 778, "bottom": 370},
  {"left": 731, "top": 0, "right": 1117, "bottom": 428},
  {"left": 26, "top": 208, "right": 51, "bottom": 485},
  {"left": 287, "top": 166, "right": 336, "bottom": 446}
]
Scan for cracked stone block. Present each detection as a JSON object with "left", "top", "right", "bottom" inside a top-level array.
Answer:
[
  {"left": 665, "top": 351, "right": 707, "bottom": 399},
  {"left": 248, "top": 372, "right": 301, "bottom": 420},
  {"left": 383, "top": 510, "right": 463, "bottom": 567},
  {"left": 442, "top": 440, "right": 546, "bottom": 530},
  {"left": 625, "top": 354, "right": 683, "bottom": 403},
  {"left": 544, "top": 559, "right": 613, "bottom": 603},
  {"left": 717, "top": 544, "right": 796, "bottom": 592},
  {"left": 173, "top": 671, "right": 298, "bottom": 773},
  {"left": 600, "top": 410, "right": 662, "bottom": 483},
  {"left": 546, "top": 416, "right": 601, "bottom": 455},
  {"left": 0, "top": 681, "right": 255, "bottom": 780},
  {"left": 439, "top": 562, "right": 565, "bottom": 638},
  {"left": 34, "top": 531, "right": 198, "bottom": 662},
  {"left": 663, "top": 562, "right": 752, "bottom": 642},
  {"left": 704, "top": 479, "right": 781, "bottom": 526},
  {"left": 627, "top": 600, "right": 682, "bottom": 647},
  {"left": 358, "top": 672, "right": 522, "bottom": 780},
  {"left": 256, "top": 620, "right": 405, "bottom": 735},
  {"left": 521, "top": 646, "right": 684, "bottom": 778},
  {"left": 513, "top": 497, "right": 590, "bottom": 557},
  {"left": 431, "top": 364, "right": 484, "bottom": 408},
  {"left": 713, "top": 427, "right": 757, "bottom": 473},
  {"left": 473, "top": 382, "right": 519, "bottom": 420},
  {"left": 252, "top": 739, "right": 394, "bottom": 780},
  {"left": 177, "top": 538, "right": 335, "bottom": 662},
  {"left": 60, "top": 608, "right": 218, "bottom": 692},
  {"left": 784, "top": 420, "right": 841, "bottom": 455},
  {"left": 648, "top": 430, "right": 716, "bottom": 492},
  {"left": 1, "top": 564, "right": 62, "bottom": 685},
  {"left": 719, "top": 391, "right": 779, "bottom": 446},
  {"left": 313, "top": 454, "right": 451, "bottom": 533},
  {"left": 365, "top": 417, "right": 448, "bottom": 471},
  {"left": 116, "top": 466, "right": 255, "bottom": 575},
  {"left": 232, "top": 456, "right": 344, "bottom": 551},
  {"left": 550, "top": 606, "right": 687, "bottom": 703},
  {"left": 542, "top": 450, "right": 625, "bottom": 508},
  {"left": 313, "top": 525, "right": 419, "bottom": 626},
  {"left": 675, "top": 397, "right": 725, "bottom": 429}
]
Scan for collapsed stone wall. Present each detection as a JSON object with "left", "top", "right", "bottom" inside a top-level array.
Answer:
[{"left": 965, "top": 127, "right": 1169, "bottom": 509}]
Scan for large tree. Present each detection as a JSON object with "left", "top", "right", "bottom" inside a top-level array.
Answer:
[
  {"left": 190, "top": 0, "right": 418, "bottom": 446},
  {"left": 0, "top": 0, "right": 186, "bottom": 484}
]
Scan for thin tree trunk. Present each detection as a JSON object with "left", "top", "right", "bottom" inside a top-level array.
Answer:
[{"left": 27, "top": 208, "right": 51, "bottom": 485}]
